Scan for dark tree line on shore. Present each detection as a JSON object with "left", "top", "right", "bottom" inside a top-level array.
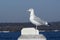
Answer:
[{"left": 0, "top": 22, "right": 60, "bottom": 32}]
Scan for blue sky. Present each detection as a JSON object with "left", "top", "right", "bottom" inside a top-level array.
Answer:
[{"left": 0, "top": 0, "right": 60, "bottom": 22}]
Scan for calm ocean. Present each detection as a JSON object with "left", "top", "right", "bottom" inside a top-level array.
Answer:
[{"left": 0, "top": 32, "right": 60, "bottom": 40}]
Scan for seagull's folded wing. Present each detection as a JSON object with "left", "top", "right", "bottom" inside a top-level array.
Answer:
[{"left": 33, "top": 16, "right": 45, "bottom": 24}]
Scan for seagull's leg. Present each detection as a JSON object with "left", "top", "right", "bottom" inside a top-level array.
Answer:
[{"left": 36, "top": 25, "right": 37, "bottom": 29}]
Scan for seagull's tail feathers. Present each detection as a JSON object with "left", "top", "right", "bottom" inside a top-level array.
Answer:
[{"left": 45, "top": 22, "right": 50, "bottom": 26}]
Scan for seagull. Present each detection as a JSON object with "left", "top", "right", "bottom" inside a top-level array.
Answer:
[{"left": 27, "top": 8, "right": 49, "bottom": 29}]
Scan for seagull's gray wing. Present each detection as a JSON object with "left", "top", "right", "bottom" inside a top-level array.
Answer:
[{"left": 33, "top": 16, "right": 46, "bottom": 24}]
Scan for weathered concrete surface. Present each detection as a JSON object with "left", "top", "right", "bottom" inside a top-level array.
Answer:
[{"left": 18, "top": 28, "right": 46, "bottom": 40}]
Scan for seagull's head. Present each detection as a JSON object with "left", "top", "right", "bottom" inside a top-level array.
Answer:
[{"left": 27, "top": 8, "right": 34, "bottom": 12}]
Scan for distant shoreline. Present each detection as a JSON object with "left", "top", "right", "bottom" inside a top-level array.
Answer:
[{"left": 0, "top": 21, "right": 60, "bottom": 32}]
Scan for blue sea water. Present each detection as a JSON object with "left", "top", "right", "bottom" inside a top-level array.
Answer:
[{"left": 0, "top": 32, "right": 60, "bottom": 40}]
